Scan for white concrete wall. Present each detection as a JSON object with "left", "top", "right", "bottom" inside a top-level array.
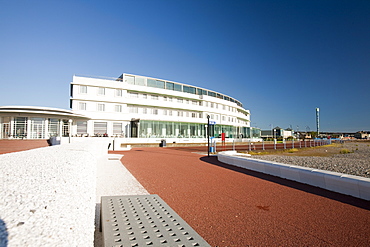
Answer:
[
  {"left": 0, "top": 140, "right": 108, "bottom": 246},
  {"left": 217, "top": 153, "right": 370, "bottom": 201}
]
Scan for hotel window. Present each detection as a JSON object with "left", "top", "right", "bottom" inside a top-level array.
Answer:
[
  {"left": 169, "top": 110, "right": 173, "bottom": 116},
  {"left": 136, "top": 77, "right": 146, "bottom": 86},
  {"left": 115, "top": 105, "right": 122, "bottom": 112},
  {"left": 151, "top": 95, "right": 158, "bottom": 100},
  {"left": 185, "top": 100, "right": 189, "bottom": 104},
  {"left": 115, "top": 89, "right": 122, "bottom": 97},
  {"left": 210, "top": 103, "right": 214, "bottom": 108},
  {"left": 178, "top": 111, "right": 183, "bottom": 117},
  {"left": 113, "top": 123, "right": 122, "bottom": 135},
  {"left": 14, "top": 117, "right": 27, "bottom": 138},
  {"left": 168, "top": 97, "right": 173, "bottom": 102},
  {"left": 48, "top": 118, "right": 59, "bottom": 137},
  {"left": 113, "top": 123, "right": 123, "bottom": 135},
  {"left": 163, "top": 109, "right": 167, "bottom": 115},
  {"left": 163, "top": 96, "right": 167, "bottom": 101},
  {"left": 125, "top": 75, "right": 135, "bottom": 84},
  {"left": 147, "top": 79, "right": 165, "bottom": 89},
  {"left": 166, "top": 82, "right": 174, "bottom": 90},
  {"left": 129, "top": 106, "right": 138, "bottom": 113},
  {"left": 199, "top": 112, "right": 202, "bottom": 118},
  {"left": 97, "top": 104, "right": 105, "bottom": 111},
  {"left": 192, "top": 100, "right": 198, "bottom": 105},
  {"left": 29, "top": 118, "right": 45, "bottom": 139},
  {"left": 79, "top": 102, "right": 86, "bottom": 110},
  {"left": 177, "top": 98, "right": 183, "bottom": 103},
  {"left": 98, "top": 87, "right": 105, "bottom": 95},
  {"left": 191, "top": 112, "right": 196, "bottom": 118},
  {"left": 94, "top": 122, "right": 107, "bottom": 135},
  {"left": 129, "top": 92, "right": 138, "bottom": 98},
  {"left": 174, "top": 84, "right": 182, "bottom": 92},
  {"left": 151, "top": 108, "right": 158, "bottom": 115},
  {"left": 222, "top": 116, "right": 226, "bottom": 121},
  {"left": 210, "top": 114, "right": 214, "bottom": 119},
  {"left": 79, "top": 85, "right": 87, "bottom": 94},
  {"left": 183, "top": 86, "right": 196, "bottom": 94},
  {"left": 142, "top": 94, "right": 147, "bottom": 99},
  {"left": 142, "top": 108, "right": 147, "bottom": 114},
  {"left": 197, "top": 88, "right": 208, "bottom": 95},
  {"left": 208, "top": 91, "right": 216, "bottom": 97},
  {"left": 223, "top": 105, "right": 226, "bottom": 110},
  {"left": 77, "top": 121, "right": 87, "bottom": 135}
]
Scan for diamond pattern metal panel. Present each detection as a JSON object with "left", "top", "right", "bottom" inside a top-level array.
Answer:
[{"left": 101, "top": 195, "right": 210, "bottom": 247}]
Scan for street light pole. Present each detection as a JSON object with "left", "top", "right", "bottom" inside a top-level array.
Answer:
[
  {"left": 68, "top": 119, "right": 72, "bottom": 143},
  {"left": 207, "top": 115, "right": 210, "bottom": 157}
]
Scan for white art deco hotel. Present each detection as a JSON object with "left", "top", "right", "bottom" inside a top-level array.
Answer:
[{"left": 0, "top": 73, "right": 260, "bottom": 143}]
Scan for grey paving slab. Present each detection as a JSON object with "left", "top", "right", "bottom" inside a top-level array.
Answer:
[
  {"left": 94, "top": 154, "right": 149, "bottom": 246},
  {"left": 101, "top": 195, "right": 211, "bottom": 247}
]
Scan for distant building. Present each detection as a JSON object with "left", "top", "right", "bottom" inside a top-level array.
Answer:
[
  {"left": 260, "top": 126, "right": 294, "bottom": 139},
  {"left": 354, "top": 131, "right": 370, "bottom": 139}
]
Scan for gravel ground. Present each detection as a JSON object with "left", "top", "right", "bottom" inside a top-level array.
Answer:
[
  {"left": 0, "top": 141, "right": 106, "bottom": 247},
  {"left": 251, "top": 141, "right": 370, "bottom": 178}
]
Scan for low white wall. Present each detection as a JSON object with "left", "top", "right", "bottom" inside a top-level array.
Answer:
[
  {"left": 217, "top": 153, "right": 370, "bottom": 201},
  {"left": 0, "top": 140, "right": 108, "bottom": 246},
  {"left": 52, "top": 137, "right": 263, "bottom": 151}
]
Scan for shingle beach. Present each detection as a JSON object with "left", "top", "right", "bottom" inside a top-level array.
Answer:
[{"left": 252, "top": 141, "right": 370, "bottom": 178}]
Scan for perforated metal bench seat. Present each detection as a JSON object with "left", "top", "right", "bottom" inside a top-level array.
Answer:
[{"left": 100, "top": 195, "right": 211, "bottom": 247}]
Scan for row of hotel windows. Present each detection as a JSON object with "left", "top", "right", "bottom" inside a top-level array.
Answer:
[
  {"left": 127, "top": 92, "right": 240, "bottom": 112},
  {"left": 78, "top": 102, "right": 247, "bottom": 124},
  {"left": 79, "top": 85, "right": 122, "bottom": 96},
  {"left": 78, "top": 85, "right": 245, "bottom": 114},
  {"left": 76, "top": 120, "right": 249, "bottom": 139},
  {"left": 76, "top": 121, "right": 124, "bottom": 136},
  {"left": 120, "top": 74, "right": 243, "bottom": 107}
]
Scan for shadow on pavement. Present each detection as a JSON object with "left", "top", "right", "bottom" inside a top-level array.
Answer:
[
  {"left": 200, "top": 156, "right": 370, "bottom": 211},
  {"left": 0, "top": 218, "right": 8, "bottom": 247}
]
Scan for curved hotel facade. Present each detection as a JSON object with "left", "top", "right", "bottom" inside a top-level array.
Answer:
[
  {"left": 0, "top": 73, "right": 260, "bottom": 140},
  {"left": 70, "top": 74, "right": 259, "bottom": 139}
]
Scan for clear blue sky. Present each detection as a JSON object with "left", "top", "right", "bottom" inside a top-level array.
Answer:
[{"left": 1, "top": 0, "right": 369, "bottom": 132}]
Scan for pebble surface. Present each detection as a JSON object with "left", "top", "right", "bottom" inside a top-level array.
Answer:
[
  {"left": 0, "top": 141, "right": 107, "bottom": 247},
  {"left": 252, "top": 141, "right": 370, "bottom": 178}
]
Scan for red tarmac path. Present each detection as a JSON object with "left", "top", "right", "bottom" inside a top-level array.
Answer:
[
  {"left": 0, "top": 140, "right": 49, "bottom": 155},
  {"left": 116, "top": 147, "right": 370, "bottom": 246}
]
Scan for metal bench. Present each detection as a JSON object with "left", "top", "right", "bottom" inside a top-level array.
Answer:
[{"left": 100, "top": 194, "right": 211, "bottom": 247}]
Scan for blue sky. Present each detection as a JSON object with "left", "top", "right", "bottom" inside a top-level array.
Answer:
[{"left": 1, "top": 0, "right": 369, "bottom": 132}]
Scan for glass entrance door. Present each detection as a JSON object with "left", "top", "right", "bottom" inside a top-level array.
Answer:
[{"left": 130, "top": 120, "right": 139, "bottom": 138}]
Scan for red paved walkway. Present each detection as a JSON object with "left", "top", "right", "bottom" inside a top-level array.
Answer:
[
  {"left": 116, "top": 147, "right": 370, "bottom": 246},
  {"left": 0, "top": 140, "right": 49, "bottom": 155}
]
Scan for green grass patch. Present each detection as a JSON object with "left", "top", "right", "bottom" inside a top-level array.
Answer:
[
  {"left": 248, "top": 151, "right": 270, "bottom": 155},
  {"left": 339, "top": 148, "right": 351, "bottom": 154}
]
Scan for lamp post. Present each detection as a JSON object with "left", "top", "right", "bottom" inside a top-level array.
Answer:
[
  {"left": 207, "top": 115, "right": 210, "bottom": 157},
  {"left": 68, "top": 119, "right": 72, "bottom": 143}
]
